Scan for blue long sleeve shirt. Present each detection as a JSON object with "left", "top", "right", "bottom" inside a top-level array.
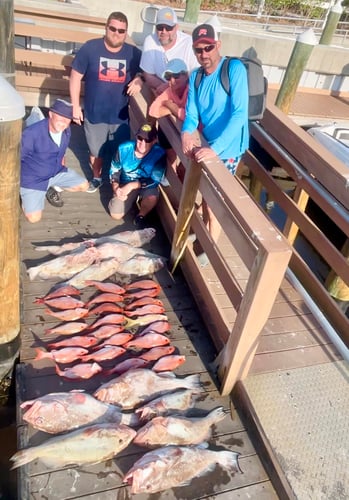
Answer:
[
  {"left": 110, "top": 141, "right": 166, "bottom": 189},
  {"left": 21, "top": 118, "right": 69, "bottom": 191},
  {"left": 182, "top": 57, "right": 249, "bottom": 161}
]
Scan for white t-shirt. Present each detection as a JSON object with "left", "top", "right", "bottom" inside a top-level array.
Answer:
[{"left": 140, "top": 30, "right": 199, "bottom": 80}]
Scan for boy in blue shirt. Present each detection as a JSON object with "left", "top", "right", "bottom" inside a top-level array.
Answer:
[{"left": 108, "top": 123, "right": 166, "bottom": 227}]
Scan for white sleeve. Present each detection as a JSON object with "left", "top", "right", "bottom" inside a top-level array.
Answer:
[{"left": 140, "top": 34, "right": 159, "bottom": 74}]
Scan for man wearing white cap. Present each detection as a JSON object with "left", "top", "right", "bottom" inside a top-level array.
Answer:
[{"left": 140, "top": 7, "right": 198, "bottom": 94}]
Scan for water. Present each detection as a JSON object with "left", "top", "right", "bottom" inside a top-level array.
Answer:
[{"left": 0, "top": 376, "right": 17, "bottom": 500}]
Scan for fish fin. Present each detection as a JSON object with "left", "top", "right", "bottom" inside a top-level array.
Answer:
[
  {"left": 156, "top": 371, "right": 177, "bottom": 379},
  {"left": 10, "top": 448, "right": 37, "bottom": 469},
  {"left": 34, "top": 348, "right": 49, "bottom": 361}
]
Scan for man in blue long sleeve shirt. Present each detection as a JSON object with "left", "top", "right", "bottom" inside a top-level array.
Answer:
[
  {"left": 181, "top": 24, "right": 249, "bottom": 261},
  {"left": 20, "top": 99, "right": 88, "bottom": 223}
]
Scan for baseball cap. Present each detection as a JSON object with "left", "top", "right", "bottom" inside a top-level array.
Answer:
[
  {"left": 156, "top": 7, "right": 177, "bottom": 27},
  {"left": 192, "top": 24, "right": 218, "bottom": 46},
  {"left": 136, "top": 123, "right": 157, "bottom": 142},
  {"left": 49, "top": 99, "right": 73, "bottom": 120},
  {"left": 162, "top": 59, "right": 188, "bottom": 79}
]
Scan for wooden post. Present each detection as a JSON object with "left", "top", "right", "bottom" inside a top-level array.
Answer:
[
  {"left": 319, "top": 1, "right": 343, "bottom": 45},
  {"left": 170, "top": 158, "right": 202, "bottom": 273},
  {"left": 0, "top": 0, "right": 25, "bottom": 381},
  {"left": 275, "top": 29, "right": 317, "bottom": 114},
  {"left": 183, "top": 0, "right": 202, "bottom": 23}
]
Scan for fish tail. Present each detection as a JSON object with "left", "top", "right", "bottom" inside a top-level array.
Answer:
[
  {"left": 33, "top": 297, "right": 45, "bottom": 304},
  {"left": 34, "top": 348, "right": 49, "bottom": 361},
  {"left": 10, "top": 448, "right": 38, "bottom": 469},
  {"left": 183, "top": 373, "right": 202, "bottom": 391},
  {"left": 216, "top": 450, "right": 242, "bottom": 474}
]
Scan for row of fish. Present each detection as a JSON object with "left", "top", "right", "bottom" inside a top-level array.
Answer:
[
  {"left": 34, "top": 278, "right": 187, "bottom": 380},
  {"left": 27, "top": 228, "right": 165, "bottom": 285},
  {"left": 12, "top": 368, "right": 242, "bottom": 493},
  {"left": 17, "top": 234, "right": 242, "bottom": 494}
]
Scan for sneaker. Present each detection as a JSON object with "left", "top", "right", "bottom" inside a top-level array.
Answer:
[
  {"left": 87, "top": 178, "right": 102, "bottom": 193},
  {"left": 46, "top": 187, "right": 63, "bottom": 208},
  {"left": 133, "top": 214, "right": 145, "bottom": 228}
]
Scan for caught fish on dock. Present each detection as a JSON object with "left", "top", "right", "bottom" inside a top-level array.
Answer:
[
  {"left": 87, "top": 324, "right": 125, "bottom": 339},
  {"left": 124, "top": 304, "right": 165, "bottom": 317},
  {"left": 105, "top": 357, "right": 150, "bottom": 376},
  {"left": 139, "top": 345, "right": 175, "bottom": 362},
  {"left": 133, "top": 406, "right": 226, "bottom": 448},
  {"left": 44, "top": 307, "right": 89, "bottom": 321},
  {"left": 88, "top": 313, "right": 126, "bottom": 330},
  {"left": 135, "top": 389, "right": 198, "bottom": 422},
  {"left": 47, "top": 335, "right": 99, "bottom": 349},
  {"left": 34, "top": 347, "right": 88, "bottom": 364},
  {"left": 27, "top": 246, "right": 100, "bottom": 281},
  {"left": 94, "top": 368, "right": 201, "bottom": 410},
  {"left": 37, "top": 284, "right": 81, "bottom": 300},
  {"left": 138, "top": 320, "right": 170, "bottom": 335},
  {"left": 10, "top": 423, "right": 136, "bottom": 469},
  {"left": 125, "top": 314, "right": 168, "bottom": 330},
  {"left": 44, "top": 321, "right": 88, "bottom": 336},
  {"left": 97, "top": 332, "right": 133, "bottom": 347},
  {"left": 82, "top": 345, "right": 126, "bottom": 362},
  {"left": 87, "top": 292, "right": 124, "bottom": 307},
  {"left": 152, "top": 354, "right": 186, "bottom": 372},
  {"left": 123, "top": 444, "right": 241, "bottom": 494},
  {"left": 21, "top": 391, "right": 139, "bottom": 433},
  {"left": 55, "top": 362, "right": 102, "bottom": 380},
  {"left": 84, "top": 280, "right": 125, "bottom": 294},
  {"left": 125, "top": 279, "right": 161, "bottom": 291},
  {"left": 34, "top": 296, "right": 86, "bottom": 310},
  {"left": 33, "top": 228, "right": 157, "bottom": 255},
  {"left": 63, "top": 258, "right": 121, "bottom": 289},
  {"left": 115, "top": 255, "right": 165, "bottom": 277},
  {"left": 88, "top": 303, "right": 124, "bottom": 316},
  {"left": 124, "top": 297, "right": 163, "bottom": 310},
  {"left": 124, "top": 333, "right": 170, "bottom": 350},
  {"left": 124, "top": 287, "right": 161, "bottom": 300}
]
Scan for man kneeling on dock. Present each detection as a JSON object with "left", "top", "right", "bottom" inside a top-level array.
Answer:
[{"left": 20, "top": 99, "right": 89, "bottom": 223}]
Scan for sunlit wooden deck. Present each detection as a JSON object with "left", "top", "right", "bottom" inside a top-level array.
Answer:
[{"left": 16, "top": 124, "right": 280, "bottom": 499}]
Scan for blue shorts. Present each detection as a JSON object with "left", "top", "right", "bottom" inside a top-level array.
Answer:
[
  {"left": 20, "top": 169, "right": 86, "bottom": 214},
  {"left": 223, "top": 156, "right": 241, "bottom": 175},
  {"left": 84, "top": 119, "right": 130, "bottom": 158}
]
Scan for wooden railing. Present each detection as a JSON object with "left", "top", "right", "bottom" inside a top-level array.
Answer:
[
  {"left": 130, "top": 88, "right": 292, "bottom": 396},
  {"left": 14, "top": 7, "right": 349, "bottom": 395}
]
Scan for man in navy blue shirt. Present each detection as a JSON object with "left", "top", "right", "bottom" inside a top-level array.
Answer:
[
  {"left": 20, "top": 99, "right": 88, "bottom": 223},
  {"left": 70, "top": 11, "right": 142, "bottom": 193}
]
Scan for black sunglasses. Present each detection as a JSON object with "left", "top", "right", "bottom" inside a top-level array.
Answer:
[
  {"left": 107, "top": 25, "right": 126, "bottom": 34},
  {"left": 137, "top": 135, "right": 152, "bottom": 143},
  {"left": 156, "top": 24, "right": 175, "bottom": 32},
  {"left": 164, "top": 71, "right": 186, "bottom": 81},
  {"left": 193, "top": 44, "right": 216, "bottom": 55}
]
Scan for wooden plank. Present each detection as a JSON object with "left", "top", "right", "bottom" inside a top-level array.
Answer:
[
  {"left": 15, "top": 23, "right": 103, "bottom": 44},
  {"left": 250, "top": 344, "right": 341, "bottom": 373}
]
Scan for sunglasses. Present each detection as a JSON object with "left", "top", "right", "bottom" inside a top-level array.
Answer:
[
  {"left": 164, "top": 71, "right": 186, "bottom": 81},
  {"left": 156, "top": 24, "right": 175, "bottom": 32},
  {"left": 193, "top": 44, "right": 216, "bottom": 55},
  {"left": 137, "top": 135, "right": 152, "bottom": 143},
  {"left": 107, "top": 26, "right": 126, "bottom": 34}
]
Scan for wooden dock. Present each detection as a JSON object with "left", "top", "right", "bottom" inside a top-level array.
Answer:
[{"left": 16, "top": 124, "right": 280, "bottom": 499}]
